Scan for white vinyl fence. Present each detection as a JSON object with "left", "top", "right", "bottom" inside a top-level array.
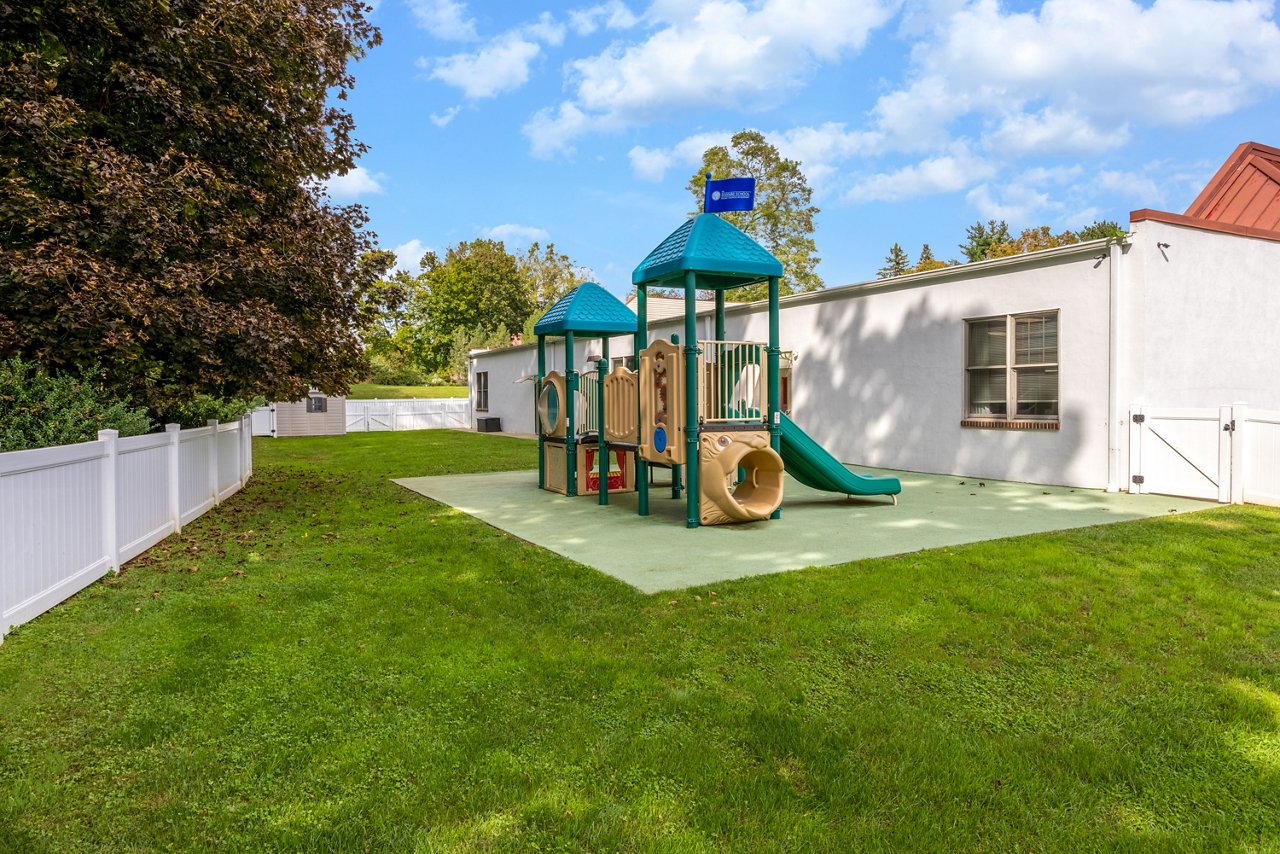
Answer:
[
  {"left": 1129, "top": 404, "right": 1280, "bottom": 506},
  {"left": 1, "top": 416, "right": 253, "bottom": 640},
  {"left": 344, "top": 398, "right": 471, "bottom": 432}
]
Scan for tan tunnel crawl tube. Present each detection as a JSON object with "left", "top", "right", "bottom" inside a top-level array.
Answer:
[{"left": 698, "top": 431, "right": 785, "bottom": 526}]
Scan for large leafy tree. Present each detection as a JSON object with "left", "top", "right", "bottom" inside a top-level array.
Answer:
[
  {"left": 408, "top": 240, "right": 534, "bottom": 371},
  {"left": 520, "top": 242, "right": 591, "bottom": 315},
  {"left": 686, "top": 130, "right": 822, "bottom": 300},
  {"left": 0, "top": 0, "right": 387, "bottom": 413}
]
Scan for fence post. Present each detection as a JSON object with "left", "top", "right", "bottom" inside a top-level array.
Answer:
[
  {"left": 208, "top": 418, "right": 219, "bottom": 505},
  {"left": 167, "top": 423, "right": 182, "bottom": 534},
  {"left": 1231, "top": 403, "right": 1248, "bottom": 504},
  {"left": 241, "top": 414, "right": 252, "bottom": 481},
  {"left": 1217, "top": 405, "right": 1234, "bottom": 504},
  {"left": 98, "top": 429, "right": 120, "bottom": 574}
]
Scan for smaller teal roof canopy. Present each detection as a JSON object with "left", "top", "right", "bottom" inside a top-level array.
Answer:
[
  {"left": 632, "top": 213, "right": 783, "bottom": 290},
  {"left": 534, "top": 281, "right": 638, "bottom": 337}
]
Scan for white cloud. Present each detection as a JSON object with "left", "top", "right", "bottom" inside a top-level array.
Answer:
[
  {"left": 408, "top": 0, "right": 478, "bottom": 41},
  {"left": 770, "top": 123, "right": 883, "bottom": 194},
  {"left": 525, "top": 102, "right": 593, "bottom": 159},
  {"left": 870, "top": 0, "right": 1280, "bottom": 157},
  {"left": 523, "top": 12, "right": 567, "bottom": 47},
  {"left": 524, "top": 0, "right": 898, "bottom": 156},
  {"left": 983, "top": 108, "right": 1130, "bottom": 156},
  {"left": 569, "top": 1, "right": 640, "bottom": 36},
  {"left": 965, "top": 183, "right": 1055, "bottom": 224},
  {"left": 626, "top": 123, "right": 881, "bottom": 195},
  {"left": 846, "top": 144, "right": 994, "bottom": 202},
  {"left": 392, "top": 239, "right": 430, "bottom": 272},
  {"left": 1097, "top": 170, "right": 1163, "bottom": 205},
  {"left": 430, "top": 105, "right": 462, "bottom": 127},
  {"left": 1017, "top": 164, "right": 1084, "bottom": 186},
  {"left": 430, "top": 34, "right": 543, "bottom": 98},
  {"left": 425, "top": 14, "right": 566, "bottom": 100},
  {"left": 323, "top": 166, "right": 385, "bottom": 200},
  {"left": 628, "top": 132, "right": 729, "bottom": 182},
  {"left": 482, "top": 223, "right": 551, "bottom": 244}
]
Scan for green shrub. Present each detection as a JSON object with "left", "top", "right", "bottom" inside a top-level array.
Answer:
[
  {"left": 155, "top": 394, "right": 266, "bottom": 429},
  {"left": 0, "top": 358, "right": 154, "bottom": 452},
  {"left": 366, "top": 353, "right": 427, "bottom": 386}
]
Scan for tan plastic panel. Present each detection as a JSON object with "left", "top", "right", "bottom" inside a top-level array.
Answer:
[
  {"left": 603, "top": 367, "right": 639, "bottom": 444},
  {"left": 638, "top": 339, "right": 685, "bottom": 465},
  {"left": 538, "top": 372, "right": 567, "bottom": 438},
  {"left": 698, "top": 430, "right": 785, "bottom": 526}
]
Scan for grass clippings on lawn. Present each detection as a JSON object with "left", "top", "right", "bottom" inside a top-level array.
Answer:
[{"left": 0, "top": 430, "right": 1277, "bottom": 852}]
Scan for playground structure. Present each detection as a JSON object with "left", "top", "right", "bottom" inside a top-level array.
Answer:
[{"left": 534, "top": 214, "right": 901, "bottom": 528}]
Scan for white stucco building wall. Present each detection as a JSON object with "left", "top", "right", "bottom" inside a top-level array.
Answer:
[{"left": 1122, "top": 217, "right": 1280, "bottom": 411}]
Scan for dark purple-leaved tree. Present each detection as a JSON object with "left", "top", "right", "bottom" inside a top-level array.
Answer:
[{"left": 0, "top": 0, "right": 391, "bottom": 413}]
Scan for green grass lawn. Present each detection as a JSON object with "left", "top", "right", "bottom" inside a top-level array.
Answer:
[
  {"left": 1, "top": 431, "right": 1278, "bottom": 851},
  {"left": 347, "top": 383, "right": 467, "bottom": 399}
]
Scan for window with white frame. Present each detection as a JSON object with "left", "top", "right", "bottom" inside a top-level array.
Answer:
[
  {"left": 610, "top": 356, "right": 637, "bottom": 371},
  {"left": 306, "top": 394, "right": 328, "bottom": 414},
  {"left": 965, "top": 311, "right": 1059, "bottom": 425},
  {"left": 475, "top": 371, "right": 489, "bottom": 412}
]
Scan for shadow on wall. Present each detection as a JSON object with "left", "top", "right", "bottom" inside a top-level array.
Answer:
[{"left": 789, "top": 289, "right": 1089, "bottom": 487}]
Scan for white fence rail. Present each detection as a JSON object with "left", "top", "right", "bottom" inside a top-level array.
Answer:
[
  {"left": 1129, "top": 404, "right": 1280, "bottom": 506},
  {"left": 1, "top": 416, "right": 253, "bottom": 640},
  {"left": 344, "top": 398, "right": 471, "bottom": 432}
]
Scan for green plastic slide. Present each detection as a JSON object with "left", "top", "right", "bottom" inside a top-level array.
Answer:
[{"left": 778, "top": 413, "right": 902, "bottom": 498}]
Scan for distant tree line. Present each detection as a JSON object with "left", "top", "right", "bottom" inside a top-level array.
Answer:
[{"left": 878, "top": 220, "right": 1128, "bottom": 279}]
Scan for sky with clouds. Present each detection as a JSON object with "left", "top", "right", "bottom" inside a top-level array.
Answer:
[{"left": 329, "top": 0, "right": 1280, "bottom": 294}]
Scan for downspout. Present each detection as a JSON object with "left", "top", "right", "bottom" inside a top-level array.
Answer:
[{"left": 1106, "top": 239, "right": 1125, "bottom": 492}]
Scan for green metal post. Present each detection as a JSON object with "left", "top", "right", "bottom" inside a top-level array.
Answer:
[
  {"left": 565, "top": 331, "right": 577, "bottom": 497},
  {"left": 683, "top": 271, "right": 700, "bottom": 529},
  {"left": 537, "top": 335, "right": 546, "bottom": 490},
  {"left": 636, "top": 287, "right": 649, "bottom": 516},
  {"left": 767, "top": 275, "right": 781, "bottom": 520},
  {"left": 715, "top": 289, "right": 726, "bottom": 342},
  {"left": 597, "top": 345, "right": 608, "bottom": 506}
]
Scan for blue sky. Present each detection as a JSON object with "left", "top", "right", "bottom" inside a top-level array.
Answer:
[{"left": 326, "top": 0, "right": 1280, "bottom": 296}]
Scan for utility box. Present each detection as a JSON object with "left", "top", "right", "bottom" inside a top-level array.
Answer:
[{"left": 476, "top": 416, "right": 502, "bottom": 433}]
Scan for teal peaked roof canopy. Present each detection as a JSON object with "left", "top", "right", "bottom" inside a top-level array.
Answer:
[
  {"left": 632, "top": 213, "right": 783, "bottom": 290},
  {"left": 534, "top": 281, "right": 638, "bottom": 337}
]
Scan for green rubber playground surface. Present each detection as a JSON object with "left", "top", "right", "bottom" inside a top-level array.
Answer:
[{"left": 394, "top": 468, "right": 1212, "bottom": 593}]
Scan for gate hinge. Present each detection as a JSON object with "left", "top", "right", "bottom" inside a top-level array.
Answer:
[
  {"left": 1131, "top": 475, "right": 1145, "bottom": 485},
  {"left": 1132, "top": 414, "right": 1145, "bottom": 424}
]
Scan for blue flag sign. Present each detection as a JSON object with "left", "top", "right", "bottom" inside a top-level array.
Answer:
[{"left": 704, "top": 176, "right": 756, "bottom": 213}]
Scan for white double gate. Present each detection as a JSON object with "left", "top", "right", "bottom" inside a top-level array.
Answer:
[
  {"left": 345, "top": 398, "right": 470, "bottom": 432},
  {"left": 1129, "top": 404, "right": 1280, "bottom": 505}
]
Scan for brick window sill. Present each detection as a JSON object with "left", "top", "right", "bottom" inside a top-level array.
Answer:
[{"left": 961, "top": 419, "right": 1059, "bottom": 431}]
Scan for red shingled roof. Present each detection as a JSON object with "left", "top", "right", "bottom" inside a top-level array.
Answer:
[{"left": 1184, "top": 141, "right": 1280, "bottom": 233}]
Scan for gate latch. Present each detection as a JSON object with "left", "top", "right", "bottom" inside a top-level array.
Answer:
[{"left": 1223, "top": 420, "right": 1236, "bottom": 433}]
